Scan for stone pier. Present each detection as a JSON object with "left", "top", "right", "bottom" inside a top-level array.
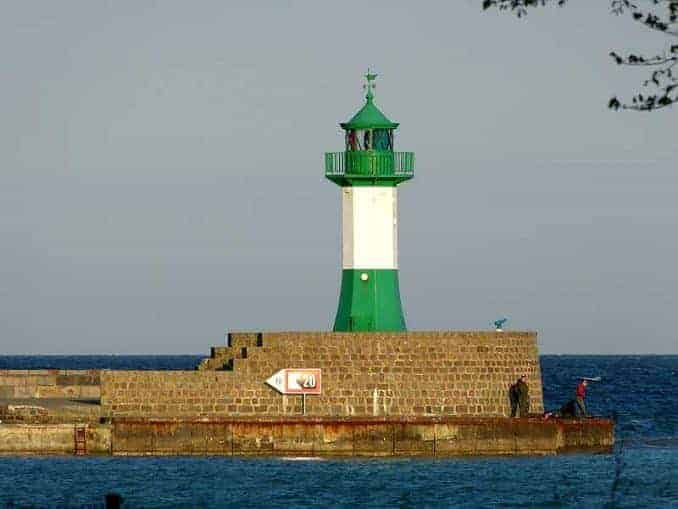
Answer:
[{"left": 0, "top": 331, "right": 615, "bottom": 456}]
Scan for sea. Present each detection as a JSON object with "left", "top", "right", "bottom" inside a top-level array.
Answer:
[{"left": 0, "top": 355, "right": 676, "bottom": 508}]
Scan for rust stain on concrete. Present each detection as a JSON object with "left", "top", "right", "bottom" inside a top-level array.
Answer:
[{"left": 108, "top": 416, "right": 614, "bottom": 457}]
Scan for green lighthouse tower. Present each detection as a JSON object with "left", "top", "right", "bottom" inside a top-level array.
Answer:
[{"left": 325, "top": 72, "right": 415, "bottom": 332}]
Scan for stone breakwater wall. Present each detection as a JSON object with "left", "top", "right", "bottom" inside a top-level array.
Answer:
[
  {"left": 101, "top": 331, "right": 543, "bottom": 418},
  {"left": 0, "top": 370, "right": 100, "bottom": 399}
]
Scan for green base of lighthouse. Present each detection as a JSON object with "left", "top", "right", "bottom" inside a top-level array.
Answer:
[{"left": 333, "top": 269, "right": 406, "bottom": 332}]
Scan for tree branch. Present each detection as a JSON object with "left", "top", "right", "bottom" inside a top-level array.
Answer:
[
  {"left": 483, "top": 0, "right": 678, "bottom": 110},
  {"left": 610, "top": 52, "right": 678, "bottom": 66},
  {"left": 622, "top": 98, "right": 677, "bottom": 109}
]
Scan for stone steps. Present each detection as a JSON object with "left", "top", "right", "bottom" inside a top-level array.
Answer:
[{"left": 197, "top": 333, "right": 266, "bottom": 371}]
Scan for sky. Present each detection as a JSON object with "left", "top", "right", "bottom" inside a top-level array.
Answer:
[{"left": 1, "top": 1, "right": 677, "bottom": 354}]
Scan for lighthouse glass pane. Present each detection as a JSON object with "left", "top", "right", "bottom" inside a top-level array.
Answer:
[
  {"left": 346, "top": 130, "right": 359, "bottom": 151},
  {"left": 373, "top": 129, "right": 392, "bottom": 151},
  {"left": 346, "top": 130, "right": 373, "bottom": 150},
  {"left": 362, "top": 130, "right": 371, "bottom": 150}
]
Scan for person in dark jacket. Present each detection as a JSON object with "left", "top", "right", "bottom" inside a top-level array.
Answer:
[
  {"left": 509, "top": 374, "right": 529, "bottom": 417},
  {"left": 509, "top": 380, "right": 519, "bottom": 417},
  {"left": 558, "top": 399, "right": 577, "bottom": 418}
]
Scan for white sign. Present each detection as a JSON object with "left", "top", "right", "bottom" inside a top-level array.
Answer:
[{"left": 266, "top": 369, "right": 322, "bottom": 395}]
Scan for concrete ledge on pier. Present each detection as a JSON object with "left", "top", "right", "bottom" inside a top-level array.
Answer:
[
  {"left": 0, "top": 398, "right": 101, "bottom": 424},
  {"left": 0, "top": 424, "right": 111, "bottom": 455},
  {"left": 110, "top": 416, "right": 614, "bottom": 457}
]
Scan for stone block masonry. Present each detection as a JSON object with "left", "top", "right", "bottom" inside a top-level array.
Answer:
[
  {"left": 0, "top": 370, "right": 100, "bottom": 400},
  {"left": 101, "top": 331, "right": 543, "bottom": 418}
]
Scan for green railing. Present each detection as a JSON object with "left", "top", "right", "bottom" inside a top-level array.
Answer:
[{"left": 325, "top": 151, "right": 415, "bottom": 178}]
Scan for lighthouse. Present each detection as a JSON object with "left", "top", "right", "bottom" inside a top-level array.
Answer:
[{"left": 325, "top": 72, "right": 415, "bottom": 332}]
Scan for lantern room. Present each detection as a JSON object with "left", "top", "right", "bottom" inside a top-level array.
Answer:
[{"left": 325, "top": 72, "right": 414, "bottom": 187}]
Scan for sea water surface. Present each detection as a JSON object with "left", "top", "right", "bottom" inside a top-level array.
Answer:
[{"left": 0, "top": 355, "right": 676, "bottom": 508}]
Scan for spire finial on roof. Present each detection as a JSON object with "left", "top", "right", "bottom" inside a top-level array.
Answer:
[
  {"left": 363, "top": 69, "right": 378, "bottom": 103},
  {"left": 341, "top": 70, "right": 398, "bottom": 130}
]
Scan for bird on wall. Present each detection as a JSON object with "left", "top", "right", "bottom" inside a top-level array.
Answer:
[{"left": 493, "top": 318, "right": 508, "bottom": 332}]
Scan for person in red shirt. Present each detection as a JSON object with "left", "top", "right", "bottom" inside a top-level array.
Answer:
[{"left": 575, "top": 379, "right": 588, "bottom": 417}]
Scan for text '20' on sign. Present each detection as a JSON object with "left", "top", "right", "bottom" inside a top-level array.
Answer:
[{"left": 266, "top": 369, "right": 322, "bottom": 395}]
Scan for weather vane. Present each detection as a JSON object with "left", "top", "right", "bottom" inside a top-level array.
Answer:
[{"left": 363, "top": 68, "right": 378, "bottom": 101}]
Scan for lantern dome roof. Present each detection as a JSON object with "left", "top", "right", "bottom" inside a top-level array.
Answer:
[{"left": 340, "top": 72, "right": 399, "bottom": 130}]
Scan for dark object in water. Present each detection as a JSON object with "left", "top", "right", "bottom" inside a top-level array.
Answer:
[{"left": 105, "top": 493, "right": 123, "bottom": 509}]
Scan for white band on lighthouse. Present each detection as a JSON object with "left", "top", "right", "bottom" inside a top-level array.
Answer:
[{"left": 341, "top": 187, "right": 398, "bottom": 270}]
